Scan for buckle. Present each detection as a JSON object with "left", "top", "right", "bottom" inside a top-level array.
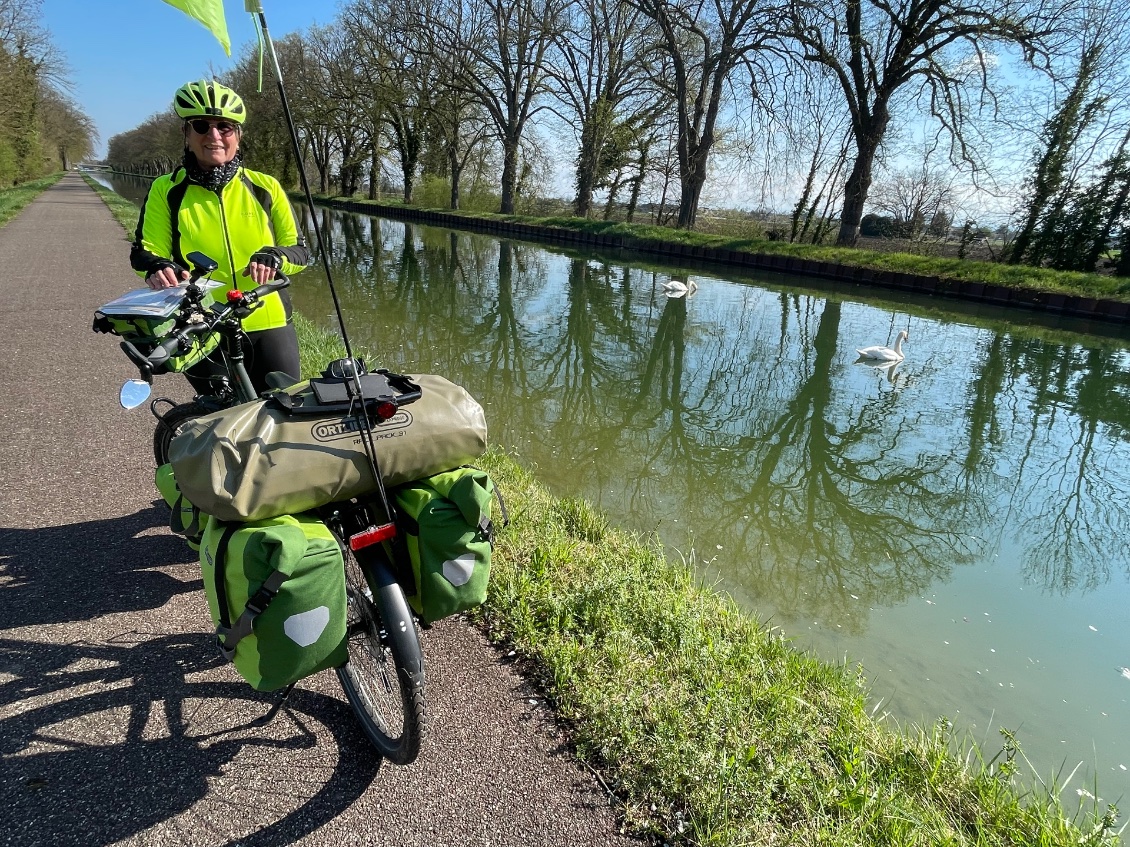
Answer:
[{"left": 245, "top": 585, "right": 278, "bottom": 616}]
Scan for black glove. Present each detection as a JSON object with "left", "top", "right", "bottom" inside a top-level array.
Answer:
[{"left": 250, "top": 248, "right": 283, "bottom": 270}]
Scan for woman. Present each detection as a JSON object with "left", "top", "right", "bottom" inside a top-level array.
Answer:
[{"left": 130, "top": 79, "right": 310, "bottom": 393}]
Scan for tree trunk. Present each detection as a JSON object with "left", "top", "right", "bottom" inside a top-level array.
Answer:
[
  {"left": 499, "top": 137, "right": 518, "bottom": 214},
  {"left": 675, "top": 166, "right": 706, "bottom": 229},
  {"left": 836, "top": 136, "right": 881, "bottom": 246},
  {"left": 448, "top": 147, "right": 462, "bottom": 210},
  {"left": 573, "top": 115, "right": 601, "bottom": 217},
  {"left": 574, "top": 150, "right": 596, "bottom": 218}
]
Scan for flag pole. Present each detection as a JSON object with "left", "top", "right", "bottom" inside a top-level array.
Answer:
[
  {"left": 243, "top": 1, "right": 354, "bottom": 364},
  {"left": 243, "top": 0, "right": 393, "bottom": 523}
]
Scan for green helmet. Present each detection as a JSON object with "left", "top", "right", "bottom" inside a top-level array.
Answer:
[{"left": 173, "top": 79, "right": 246, "bottom": 124}]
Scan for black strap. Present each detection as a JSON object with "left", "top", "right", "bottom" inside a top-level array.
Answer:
[
  {"left": 240, "top": 173, "right": 275, "bottom": 241},
  {"left": 212, "top": 522, "right": 288, "bottom": 662},
  {"left": 493, "top": 485, "right": 510, "bottom": 530},
  {"left": 216, "top": 569, "right": 288, "bottom": 661},
  {"left": 212, "top": 523, "right": 239, "bottom": 632},
  {"left": 166, "top": 172, "right": 191, "bottom": 271}
]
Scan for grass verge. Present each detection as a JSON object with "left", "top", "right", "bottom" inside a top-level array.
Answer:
[
  {"left": 84, "top": 174, "right": 141, "bottom": 233},
  {"left": 0, "top": 173, "right": 64, "bottom": 228},
  {"left": 90, "top": 177, "right": 1124, "bottom": 845},
  {"left": 292, "top": 315, "right": 1122, "bottom": 846}
]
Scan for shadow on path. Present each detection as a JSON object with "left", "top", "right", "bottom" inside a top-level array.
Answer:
[
  {"left": 0, "top": 505, "right": 200, "bottom": 628},
  {"left": 0, "top": 632, "right": 381, "bottom": 847}
]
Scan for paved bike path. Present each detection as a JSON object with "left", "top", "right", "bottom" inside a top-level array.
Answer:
[{"left": 0, "top": 173, "right": 637, "bottom": 847}]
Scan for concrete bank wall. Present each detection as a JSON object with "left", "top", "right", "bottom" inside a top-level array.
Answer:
[{"left": 321, "top": 198, "right": 1130, "bottom": 328}]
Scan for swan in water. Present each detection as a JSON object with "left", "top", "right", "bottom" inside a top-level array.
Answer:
[
  {"left": 856, "top": 329, "right": 908, "bottom": 362},
  {"left": 661, "top": 279, "right": 698, "bottom": 298}
]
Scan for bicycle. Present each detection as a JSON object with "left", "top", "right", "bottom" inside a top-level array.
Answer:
[{"left": 94, "top": 251, "right": 427, "bottom": 764}]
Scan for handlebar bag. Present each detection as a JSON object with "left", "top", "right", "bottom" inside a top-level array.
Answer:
[
  {"left": 169, "top": 373, "right": 487, "bottom": 523},
  {"left": 393, "top": 467, "right": 501, "bottom": 624},
  {"left": 199, "top": 512, "right": 348, "bottom": 692},
  {"left": 93, "top": 288, "right": 220, "bottom": 373}
]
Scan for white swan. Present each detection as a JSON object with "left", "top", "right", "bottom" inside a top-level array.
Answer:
[
  {"left": 856, "top": 329, "right": 908, "bottom": 362},
  {"left": 661, "top": 279, "right": 698, "bottom": 298}
]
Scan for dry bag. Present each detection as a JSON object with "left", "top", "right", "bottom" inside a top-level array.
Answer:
[{"left": 169, "top": 373, "right": 487, "bottom": 522}]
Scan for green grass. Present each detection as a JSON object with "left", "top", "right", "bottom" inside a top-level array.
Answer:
[
  {"left": 84, "top": 174, "right": 141, "bottom": 234},
  {"left": 0, "top": 173, "right": 64, "bottom": 227},
  {"left": 290, "top": 317, "right": 1122, "bottom": 847}
]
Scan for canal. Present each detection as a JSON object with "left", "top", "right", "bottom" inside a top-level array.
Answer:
[{"left": 99, "top": 172, "right": 1130, "bottom": 802}]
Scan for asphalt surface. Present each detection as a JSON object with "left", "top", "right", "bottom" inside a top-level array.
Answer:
[{"left": 0, "top": 174, "right": 640, "bottom": 847}]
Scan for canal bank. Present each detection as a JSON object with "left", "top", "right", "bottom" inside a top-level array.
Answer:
[
  {"left": 99, "top": 169, "right": 1130, "bottom": 326},
  {"left": 307, "top": 196, "right": 1130, "bottom": 327}
]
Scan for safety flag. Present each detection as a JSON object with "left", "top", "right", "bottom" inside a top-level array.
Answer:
[{"left": 160, "top": 0, "right": 231, "bottom": 56}]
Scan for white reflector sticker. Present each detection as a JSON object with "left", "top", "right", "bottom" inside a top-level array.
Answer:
[
  {"left": 442, "top": 554, "right": 477, "bottom": 587},
  {"left": 284, "top": 606, "right": 330, "bottom": 647}
]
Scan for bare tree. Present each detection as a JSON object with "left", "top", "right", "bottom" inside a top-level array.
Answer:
[
  {"left": 545, "top": 0, "right": 661, "bottom": 216},
  {"left": 344, "top": 0, "right": 439, "bottom": 202},
  {"left": 630, "top": 0, "right": 780, "bottom": 229},
  {"left": 429, "top": 0, "right": 565, "bottom": 214},
  {"left": 781, "top": 0, "right": 1064, "bottom": 246},
  {"left": 869, "top": 152, "right": 956, "bottom": 238}
]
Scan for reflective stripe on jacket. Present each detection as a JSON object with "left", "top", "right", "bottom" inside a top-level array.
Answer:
[{"left": 131, "top": 167, "right": 308, "bottom": 333}]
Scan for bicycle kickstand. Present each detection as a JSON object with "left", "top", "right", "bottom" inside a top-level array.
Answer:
[{"left": 251, "top": 682, "right": 297, "bottom": 727}]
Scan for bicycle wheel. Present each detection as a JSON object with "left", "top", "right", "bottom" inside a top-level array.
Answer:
[
  {"left": 335, "top": 542, "right": 426, "bottom": 764},
  {"left": 153, "top": 401, "right": 211, "bottom": 466}
]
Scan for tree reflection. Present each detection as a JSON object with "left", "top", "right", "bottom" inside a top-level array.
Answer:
[{"left": 1003, "top": 342, "right": 1130, "bottom": 593}]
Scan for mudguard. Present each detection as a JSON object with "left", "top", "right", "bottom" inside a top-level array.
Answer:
[{"left": 360, "top": 550, "right": 425, "bottom": 679}]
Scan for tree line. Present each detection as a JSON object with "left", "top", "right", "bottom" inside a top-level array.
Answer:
[
  {"left": 107, "top": 0, "right": 1130, "bottom": 271},
  {"left": 0, "top": 0, "right": 96, "bottom": 187}
]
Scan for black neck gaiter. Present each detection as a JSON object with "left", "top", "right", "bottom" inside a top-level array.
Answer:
[{"left": 183, "top": 149, "right": 243, "bottom": 192}]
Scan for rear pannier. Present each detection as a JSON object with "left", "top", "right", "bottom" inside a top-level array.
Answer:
[{"left": 200, "top": 512, "right": 348, "bottom": 692}]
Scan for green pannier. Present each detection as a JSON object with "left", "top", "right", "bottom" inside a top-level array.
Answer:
[
  {"left": 200, "top": 512, "right": 348, "bottom": 692},
  {"left": 394, "top": 467, "right": 502, "bottom": 624},
  {"left": 155, "top": 463, "right": 205, "bottom": 550}
]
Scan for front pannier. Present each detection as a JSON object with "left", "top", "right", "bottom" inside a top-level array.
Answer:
[
  {"left": 93, "top": 286, "right": 219, "bottom": 373},
  {"left": 200, "top": 512, "right": 348, "bottom": 692}
]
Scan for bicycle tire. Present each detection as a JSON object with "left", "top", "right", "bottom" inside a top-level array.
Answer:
[
  {"left": 335, "top": 541, "right": 426, "bottom": 764},
  {"left": 153, "top": 401, "right": 211, "bottom": 466}
]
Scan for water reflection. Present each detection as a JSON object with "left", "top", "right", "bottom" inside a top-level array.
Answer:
[{"left": 98, "top": 173, "right": 1130, "bottom": 798}]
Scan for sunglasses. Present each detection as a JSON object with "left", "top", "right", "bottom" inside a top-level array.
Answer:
[{"left": 189, "top": 119, "right": 237, "bottom": 137}]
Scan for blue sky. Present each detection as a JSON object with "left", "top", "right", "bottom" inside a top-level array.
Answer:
[{"left": 41, "top": 0, "right": 333, "bottom": 157}]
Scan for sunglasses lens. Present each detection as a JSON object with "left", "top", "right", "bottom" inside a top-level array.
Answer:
[{"left": 190, "top": 120, "right": 235, "bottom": 136}]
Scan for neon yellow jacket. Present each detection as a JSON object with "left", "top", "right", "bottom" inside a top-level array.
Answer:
[{"left": 131, "top": 166, "right": 309, "bottom": 332}]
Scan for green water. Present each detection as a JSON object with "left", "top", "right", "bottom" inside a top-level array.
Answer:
[{"left": 103, "top": 174, "right": 1130, "bottom": 803}]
